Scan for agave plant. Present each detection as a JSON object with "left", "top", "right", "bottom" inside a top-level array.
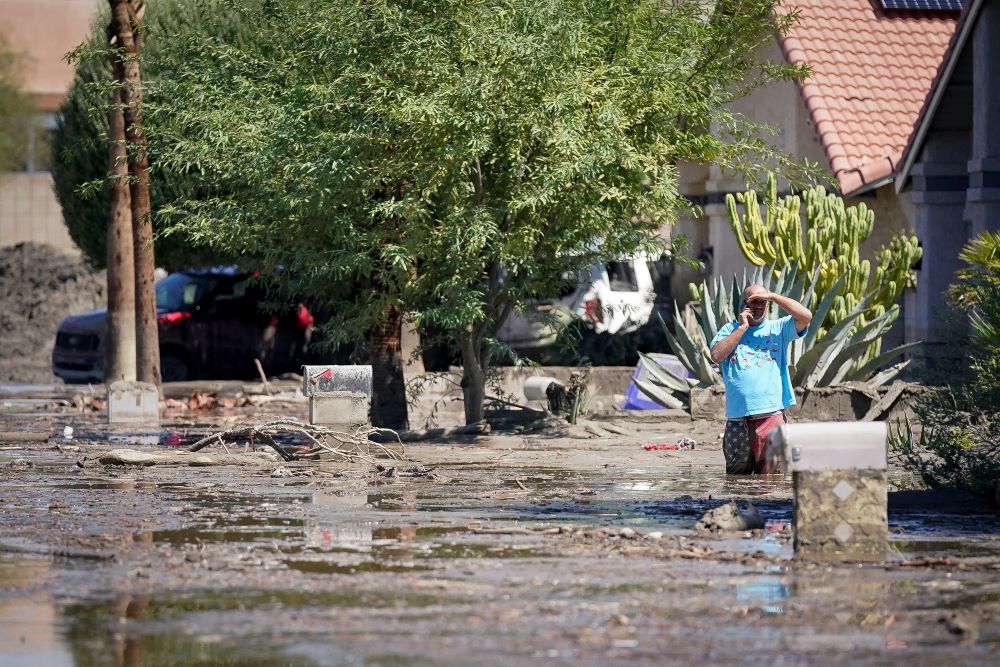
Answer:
[{"left": 634, "top": 263, "right": 921, "bottom": 409}]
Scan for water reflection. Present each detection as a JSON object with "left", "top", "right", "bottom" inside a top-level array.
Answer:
[
  {"left": 59, "top": 596, "right": 323, "bottom": 667},
  {"left": 734, "top": 576, "right": 791, "bottom": 614},
  {"left": 107, "top": 594, "right": 149, "bottom": 667},
  {"left": 0, "top": 558, "right": 74, "bottom": 667}
]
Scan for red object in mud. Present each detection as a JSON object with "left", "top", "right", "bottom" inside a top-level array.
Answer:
[{"left": 643, "top": 438, "right": 696, "bottom": 452}]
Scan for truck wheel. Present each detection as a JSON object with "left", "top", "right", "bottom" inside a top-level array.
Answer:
[{"left": 160, "top": 351, "right": 191, "bottom": 382}]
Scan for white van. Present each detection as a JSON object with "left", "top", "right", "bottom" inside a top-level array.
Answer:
[{"left": 497, "top": 257, "right": 656, "bottom": 351}]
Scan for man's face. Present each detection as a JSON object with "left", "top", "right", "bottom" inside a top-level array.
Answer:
[{"left": 745, "top": 292, "right": 768, "bottom": 324}]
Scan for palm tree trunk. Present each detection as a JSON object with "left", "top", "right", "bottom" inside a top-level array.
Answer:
[
  {"left": 370, "top": 303, "right": 408, "bottom": 430},
  {"left": 109, "top": 0, "right": 159, "bottom": 385},
  {"left": 103, "top": 56, "right": 136, "bottom": 383}
]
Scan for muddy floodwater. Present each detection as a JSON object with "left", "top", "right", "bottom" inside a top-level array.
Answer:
[{"left": 1, "top": 388, "right": 999, "bottom": 666}]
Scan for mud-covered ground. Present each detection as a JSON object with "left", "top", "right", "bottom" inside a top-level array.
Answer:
[{"left": 1, "top": 387, "right": 999, "bottom": 666}]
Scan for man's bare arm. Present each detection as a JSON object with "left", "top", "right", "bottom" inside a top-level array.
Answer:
[
  {"left": 710, "top": 309, "right": 751, "bottom": 364},
  {"left": 765, "top": 292, "right": 812, "bottom": 332}
]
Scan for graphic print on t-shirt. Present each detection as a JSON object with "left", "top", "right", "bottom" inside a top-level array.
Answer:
[{"left": 729, "top": 334, "right": 780, "bottom": 368}]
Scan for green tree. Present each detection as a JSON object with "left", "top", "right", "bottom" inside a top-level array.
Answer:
[
  {"left": 147, "top": 0, "right": 808, "bottom": 425},
  {"left": 51, "top": 0, "right": 250, "bottom": 270},
  {"left": 0, "top": 34, "right": 33, "bottom": 173}
]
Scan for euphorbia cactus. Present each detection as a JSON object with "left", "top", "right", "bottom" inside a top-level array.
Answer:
[{"left": 725, "top": 173, "right": 921, "bottom": 333}]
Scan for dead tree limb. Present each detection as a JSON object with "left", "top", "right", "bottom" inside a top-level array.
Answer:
[{"left": 187, "top": 419, "right": 403, "bottom": 463}]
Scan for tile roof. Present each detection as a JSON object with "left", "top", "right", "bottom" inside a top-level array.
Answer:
[{"left": 777, "top": 0, "right": 959, "bottom": 195}]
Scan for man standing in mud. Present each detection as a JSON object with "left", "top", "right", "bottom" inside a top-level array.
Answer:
[{"left": 709, "top": 285, "right": 812, "bottom": 474}]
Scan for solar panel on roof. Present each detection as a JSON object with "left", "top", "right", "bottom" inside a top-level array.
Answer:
[{"left": 880, "top": 0, "right": 965, "bottom": 11}]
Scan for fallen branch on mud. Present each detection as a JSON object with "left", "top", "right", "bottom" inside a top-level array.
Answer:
[
  {"left": 97, "top": 449, "right": 280, "bottom": 467},
  {"left": 0, "top": 540, "right": 115, "bottom": 561},
  {"left": 187, "top": 419, "right": 403, "bottom": 463}
]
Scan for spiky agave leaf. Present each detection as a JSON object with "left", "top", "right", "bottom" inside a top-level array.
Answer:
[
  {"left": 846, "top": 341, "right": 923, "bottom": 383},
  {"left": 637, "top": 352, "right": 690, "bottom": 393},
  {"left": 658, "top": 312, "right": 699, "bottom": 375},
  {"left": 867, "top": 360, "right": 912, "bottom": 387},
  {"left": 633, "top": 378, "right": 686, "bottom": 409},
  {"left": 814, "top": 304, "right": 902, "bottom": 385}
]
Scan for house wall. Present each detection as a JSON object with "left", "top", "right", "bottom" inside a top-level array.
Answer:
[
  {"left": 0, "top": 0, "right": 98, "bottom": 255},
  {"left": 966, "top": 0, "right": 1000, "bottom": 239},
  {"left": 904, "top": 43, "right": 974, "bottom": 351},
  {"left": 0, "top": 0, "right": 97, "bottom": 109},
  {"left": 902, "top": 3, "right": 1000, "bottom": 362}
]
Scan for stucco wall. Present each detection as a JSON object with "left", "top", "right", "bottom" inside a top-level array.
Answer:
[
  {"left": 0, "top": 0, "right": 98, "bottom": 111},
  {"left": 0, "top": 173, "right": 77, "bottom": 252},
  {"left": 0, "top": 1, "right": 97, "bottom": 255}
]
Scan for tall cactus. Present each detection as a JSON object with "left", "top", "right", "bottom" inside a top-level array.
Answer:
[{"left": 725, "top": 173, "right": 921, "bottom": 334}]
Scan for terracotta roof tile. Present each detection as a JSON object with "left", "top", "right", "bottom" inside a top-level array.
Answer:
[{"left": 778, "top": 0, "right": 958, "bottom": 194}]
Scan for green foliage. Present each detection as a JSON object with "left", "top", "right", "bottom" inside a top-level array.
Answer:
[
  {"left": 51, "top": 0, "right": 255, "bottom": 270},
  {"left": 726, "top": 173, "right": 921, "bottom": 337},
  {"left": 950, "top": 230, "right": 1000, "bottom": 349},
  {"left": 0, "top": 34, "right": 33, "bottom": 173},
  {"left": 891, "top": 232, "right": 1000, "bottom": 502},
  {"left": 637, "top": 263, "right": 918, "bottom": 408},
  {"left": 139, "top": 0, "right": 808, "bottom": 421}
]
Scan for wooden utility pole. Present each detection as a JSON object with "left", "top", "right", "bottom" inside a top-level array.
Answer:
[
  {"left": 108, "top": 0, "right": 160, "bottom": 386},
  {"left": 103, "top": 39, "right": 137, "bottom": 384}
]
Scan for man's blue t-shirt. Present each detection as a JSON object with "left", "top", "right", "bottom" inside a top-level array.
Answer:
[{"left": 709, "top": 316, "right": 806, "bottom": 419}]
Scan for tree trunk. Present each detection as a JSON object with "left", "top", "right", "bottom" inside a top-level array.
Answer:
[
  {"left": 369, "top": 304, "right": 408, "bottom": 430},
  {"left": 458, "top": 329, "right": 489, "bottom": 425},
  {"left": 104, "top": 55, "right": 136, "bottom": 384},
  {"left": 109, "top": 0, "right": 159, "bottom": 386}
]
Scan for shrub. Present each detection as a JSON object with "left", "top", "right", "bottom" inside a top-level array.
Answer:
[{"left": 890, "top": 232, "right": 1000, "bottom": 503}]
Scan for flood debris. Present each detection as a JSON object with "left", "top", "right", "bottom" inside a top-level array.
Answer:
[
  {"left": 0, "top": 242, "right": 105, "bottom": 384},
  {"left": 643, "top": 438, "right": 696, "bottom": 451},
  {"left": 162, "top": 390, "right": 304, "bottom": 413},
  {"left": 0, "top": 539, "right": 115, "bottom": 561},
  {"left": 97, "top": 448, "right": 279, "bottom": 467},
  {"left": 187, "top": 418, "right": 403, "bottom": 463},
  {"left": 939, "top": 612, "right": 979, "bottom": 641},
  {"left": 695, "top": 502, "right": 765, "bottom": 532},
  {"left": 0, "top": 430, "right": 50, "bottom": 442}
]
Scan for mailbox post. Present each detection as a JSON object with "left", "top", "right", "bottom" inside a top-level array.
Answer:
[
  {"left": 108, "top": 380, "right": 160, "bottom": 426},
  {"left": 302, "top": 365, "right": 372, "bottom": 432},
  {"left": 768, "top": 422, "right": 889, "bottom": 561}
]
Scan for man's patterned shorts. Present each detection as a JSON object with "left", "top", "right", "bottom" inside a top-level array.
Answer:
[{"left": 723, "top": 411, "right": 786, "bottom": 475}]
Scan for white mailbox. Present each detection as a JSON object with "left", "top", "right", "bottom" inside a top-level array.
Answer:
[
  {"left": 108, "top": 380, "right": 160, "bottom": 427},
  {"left": 302, "top": 366, "right": 372, "bottom": 434},
  {"left": 768, "top": 422, "right": 888, "bottom": 561}
]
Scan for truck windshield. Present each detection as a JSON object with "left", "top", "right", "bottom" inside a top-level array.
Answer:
[{"left": 155, "top": 273, "right": 218, "bottom": 311}]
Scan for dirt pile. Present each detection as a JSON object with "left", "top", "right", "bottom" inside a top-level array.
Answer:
[{"left": 0, "top": 243, "right": 105, "bottom": 384}]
